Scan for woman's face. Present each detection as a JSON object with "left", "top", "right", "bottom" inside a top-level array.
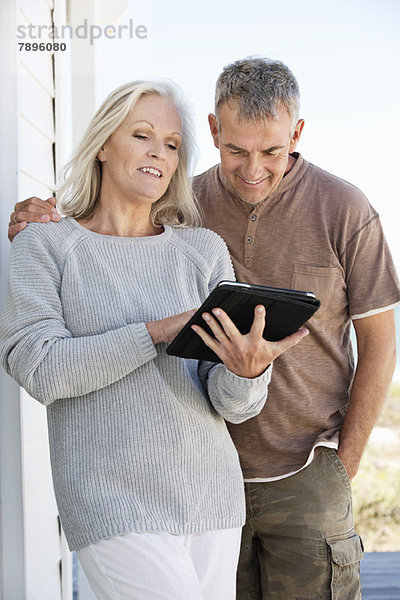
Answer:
[{"left": 98, "top": 94, "right": 182, "bottom": 207}]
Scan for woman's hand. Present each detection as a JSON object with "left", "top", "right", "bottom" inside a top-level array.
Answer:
[
  {"left": 8, "top": 197, "right": 61, "bottom": 242},
  {"left": 146, "top": 309, "right": 197, "bottom": 344},
  {"left": 191, "top": 305, "right": 309, "bottom": 378}
]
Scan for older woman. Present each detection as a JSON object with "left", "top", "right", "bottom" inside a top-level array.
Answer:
[{"left": 0, "top": 81, "right": 307, "bottom": 600}]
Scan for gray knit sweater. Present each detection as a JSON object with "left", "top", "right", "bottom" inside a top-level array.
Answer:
[{"left": 0, "top": 218, "right": 271, "bottom": 550}]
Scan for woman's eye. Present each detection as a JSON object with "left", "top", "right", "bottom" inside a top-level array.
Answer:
[
  {"left": 134, "top": 134, "right": 147, "bottom": 140},
  {"left": 167, "top": 143, "right": 178, "bottom": 150}
]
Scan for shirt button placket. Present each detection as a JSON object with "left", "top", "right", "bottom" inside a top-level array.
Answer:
[{"left": 244, "top": 213, "right": 257, "bottom": 268}]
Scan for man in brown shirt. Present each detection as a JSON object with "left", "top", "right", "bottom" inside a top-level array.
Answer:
[
  {"left": 192, "top": 58, "right": 399, "bottom": 599},
  {"left": 8, "top": 58, "right": 400, "bottom": 599}
]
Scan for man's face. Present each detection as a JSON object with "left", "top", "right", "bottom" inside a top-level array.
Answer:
[{"left": 208, "top": 102, "right": 304, "bottom": 204}]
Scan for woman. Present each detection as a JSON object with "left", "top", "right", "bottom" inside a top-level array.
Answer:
[{"left": 0, "top": 80, "right": 307, "bottom": 600}]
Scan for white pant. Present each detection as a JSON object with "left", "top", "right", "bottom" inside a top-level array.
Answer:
[{"left": 77, "top": 528, "right": 242, "bottom": 600}]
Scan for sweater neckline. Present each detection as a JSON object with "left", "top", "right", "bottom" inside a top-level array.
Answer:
[{"left": 67, "top": 218, "right": 173, "bottom": 244}]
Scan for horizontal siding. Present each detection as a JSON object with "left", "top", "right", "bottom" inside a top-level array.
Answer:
[
  {"left": 15, "top": 1, "right": 67, "bottom": 598},
  {"left": 22, "top": 398, "right": 59, "bottom": 541},
  {"left": 18, "top": 170, "right": 54, "bottom": 200},
  {"left": 19, "top": 117, "right": 54, "bottom": 187},
  {"left": 19, "top": 63, "right": 54, "bottom": 141},
  {"left": 21, "top": 392, "right": 62, "bottom": 598},
  {"left": 30, "top": 570, "right": 62, "bottom": 600},
  {"left": 26, "top": 519, "right": 62, "bottom": 600},
  {"left": 18, "top": 1, "right": 54, "bottom": 96},
  {"left": 20, "top": 0, "right": 54, "bottom": 23}
]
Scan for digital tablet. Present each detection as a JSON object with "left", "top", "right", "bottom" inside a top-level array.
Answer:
[{"left": 166, "top": 281, "right": 320, "bottom": 363}]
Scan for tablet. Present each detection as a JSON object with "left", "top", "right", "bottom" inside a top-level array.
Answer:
[{"left": 166, "top": 280, "right": 320, "bottom": 363}]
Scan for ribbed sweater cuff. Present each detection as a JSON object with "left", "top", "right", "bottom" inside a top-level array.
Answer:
[
  {"left": 206, "top": 363, "right": 272, "bottom": 422},
  {"left": 119, "top": 323, "right": 158, "bottom": 367},
  {"left": 215, "top": 362, "right": 272, "bottom": 390}
]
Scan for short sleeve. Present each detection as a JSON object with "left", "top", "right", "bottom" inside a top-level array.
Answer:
[{"left": 343, "top": 214, "right": 400, "bottom": 318}]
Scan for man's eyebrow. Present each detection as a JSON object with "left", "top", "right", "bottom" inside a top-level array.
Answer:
[
  {"left": 262, "top": 145, "right": 286, "bottom": 152},
  {"left": 224, "top": 143, "right": 246, "bottom": 152},
  {"left": 223, "top": 142, "right": 286, "bottom": 152}
]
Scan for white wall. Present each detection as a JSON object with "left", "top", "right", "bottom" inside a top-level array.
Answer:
[
  {"left": 0, "top": 5, "right": 24, "bottom": 597},
  {"left": 0, "top": 0, "right": 72, "bottom": 597}
]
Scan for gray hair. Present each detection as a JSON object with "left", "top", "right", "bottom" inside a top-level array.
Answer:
[
  {"left": 215, "top": 57, "right": 300, "bottom": 132},
  {"left": 57, "top": 80, "right": 201, "bottom": 228}
]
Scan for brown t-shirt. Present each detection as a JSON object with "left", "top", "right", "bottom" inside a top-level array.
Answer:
[{"left": 193, "top": 153, "right": 400, "bottom": 478}]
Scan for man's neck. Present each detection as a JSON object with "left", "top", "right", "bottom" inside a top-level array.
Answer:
[{"left": 285, "top": 153, "right": 297, "bottom": 174}]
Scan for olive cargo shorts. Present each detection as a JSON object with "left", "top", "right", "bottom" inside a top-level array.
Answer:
[{"left": 237, "top": 448, "right": 364, "bottom": 600}]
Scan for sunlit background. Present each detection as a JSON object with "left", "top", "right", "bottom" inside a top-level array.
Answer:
[
  {"left": 87, "top": 0, "right": 400, "bottom": 375},
  {"left": 90, "top": 0, "right": 400, "bottom": 268}
]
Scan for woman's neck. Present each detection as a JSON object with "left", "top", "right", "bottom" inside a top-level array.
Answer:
[{"left": 78, "top": 197, "right": 163, "bottom": 238}]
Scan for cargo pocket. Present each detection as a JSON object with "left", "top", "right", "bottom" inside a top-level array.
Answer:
[{"left": 326, "top": 531, "right": 364, "bottom": 599}]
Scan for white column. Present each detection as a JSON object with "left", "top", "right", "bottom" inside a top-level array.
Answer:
[{"left": 0, "top": 0, "right": 27, "bottom": 597}]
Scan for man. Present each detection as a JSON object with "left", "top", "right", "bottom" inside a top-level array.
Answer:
[{"left": 8, "top": 58, "right": 400, "bottom": 599}]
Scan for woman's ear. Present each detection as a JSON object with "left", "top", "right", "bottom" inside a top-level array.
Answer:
[{"left": 97, "top": 146, "right": 106, "bottom": 162}]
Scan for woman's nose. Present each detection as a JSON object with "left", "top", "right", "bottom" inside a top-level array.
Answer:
[{"left": 147, "top": 141, "right": 165, "bottom": 160}]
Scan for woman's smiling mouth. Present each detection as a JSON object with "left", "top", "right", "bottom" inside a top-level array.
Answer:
[{"left": 138, "top": 167, "right": 163, "bottom": 178}]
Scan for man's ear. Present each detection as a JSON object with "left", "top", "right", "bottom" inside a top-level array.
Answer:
[
  {"left": 290, "top": 119, "right": 305, "bottom": 152},
  {"left": 208, "top": 113, "right": 220, "bottom": 149}
]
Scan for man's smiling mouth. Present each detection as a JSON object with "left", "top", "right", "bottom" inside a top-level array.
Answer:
[{"left": 239, "top": 175, "right": 267, "bottom": 185}]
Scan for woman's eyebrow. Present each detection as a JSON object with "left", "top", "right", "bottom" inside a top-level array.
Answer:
[{"left": 132, "top": 119, "right": 182, "bottom": 136}]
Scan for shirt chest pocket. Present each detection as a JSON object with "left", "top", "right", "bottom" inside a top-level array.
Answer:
[{"left": 290, "top": 263, "right": 343, "bottom": 317}]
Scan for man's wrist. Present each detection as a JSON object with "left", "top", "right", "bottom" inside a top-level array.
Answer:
[{"left": 337, "top": 447, "right": 361, "bottom": 480}]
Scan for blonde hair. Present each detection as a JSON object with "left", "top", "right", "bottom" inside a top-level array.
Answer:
[{"left": 57, "top": 81, "right": 201, "bottom": 228}]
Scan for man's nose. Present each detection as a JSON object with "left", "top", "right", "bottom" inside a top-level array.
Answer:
[{"left": 243, "top": 154, "right": 264, "bottom": 179}]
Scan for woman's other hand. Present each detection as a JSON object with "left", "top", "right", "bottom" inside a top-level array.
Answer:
[
  {"left": 191, "top": 305, "right": 309, "bottom": 378},
  {"left": 146, "top": 309, "right": 197, "bottom": 344}
]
